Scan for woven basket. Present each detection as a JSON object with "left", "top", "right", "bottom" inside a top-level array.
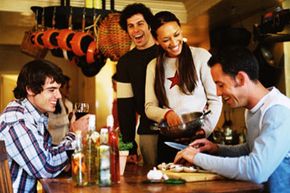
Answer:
[
  {"left": 98, "top": 12, "right": 131, "bottom": 61},
  {"left": 20, "top": 29, "right": 48, "bottom": 58}
]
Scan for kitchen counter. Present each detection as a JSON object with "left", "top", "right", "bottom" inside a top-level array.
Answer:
[{"left": 40, "top": 164, "right": 264, "bottom": 193}]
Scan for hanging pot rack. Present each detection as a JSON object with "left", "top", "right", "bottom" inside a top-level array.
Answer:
[{"left": 31, "top": 0, "right": 114, "bottom": 30}]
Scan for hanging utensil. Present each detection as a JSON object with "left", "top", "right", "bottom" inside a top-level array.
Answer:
[
  {"left": 57, "top": 7, "right": 75, "bottom": 51},
  {"left": 70, "top": 6, "right": 94, "bottom": 57},
  {"left": 86, "top": 0, "right": 101, "bottom": 64},
  {"left": 34, "top": 8, "right": 46, "bottom": 48},
  {"left": 42, "top": 7, "right": 59, "bottom": 49}
]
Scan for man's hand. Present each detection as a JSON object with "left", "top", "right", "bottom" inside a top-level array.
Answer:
[
  {"left": 190, "top": 138, "right": 219, "bottom": 154},
  {"left": 70, "top": 113, "right": 90, "bottom": 135},
  {"left": 174, "top": 146, "right": 200, "bottom": 164},
  {"left": 174, "top": 138, "right": 219, "bottom": 165}
]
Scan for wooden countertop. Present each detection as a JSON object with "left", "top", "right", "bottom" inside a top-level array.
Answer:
[{"left": 40, "top": 164, "right": 264, "bottom": 193}]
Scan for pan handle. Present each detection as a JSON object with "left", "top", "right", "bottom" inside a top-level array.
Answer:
[
  {"left": 150, "top": 123, "right": 161, "bottom": 131},
  {"left": 201, "top": 110, "right": 211, "bottom": 119}
]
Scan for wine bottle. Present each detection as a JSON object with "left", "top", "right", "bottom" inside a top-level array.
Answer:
[{"left": 107, "top": 115, "right": 120, "bottom": 184}]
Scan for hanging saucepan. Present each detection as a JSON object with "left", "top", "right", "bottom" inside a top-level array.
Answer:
[
  {"left": 56, "top": 7, "right": 76, "bottom": 61},
  {"left": 70, "top": 8, "right": 94, "bottom": 57},
  {"left": 30, "top": 9, "right": 39, "bottom": 46},
  {"left": 81, "top": 53, "right": 107, "bottom": 77},
  {"left": 42, "top": 7, "right": 59, "bottom": 49},
  {"left": 57, "top": 8, "right": 75, "bottom": 51},
  {"left": 57, "top": 29, "right": 75, "bottom": 51},
  {"left": 151, "top": 110, "right": 211, "bottom": 139},
  {"left": 86, "top": 40, "right": 99, "bottom": 64},
  {"left": 86, "top": 3, "right": 101, "bottom": 64},
  {"left": 33, "top": 8, "right": 46, "bottom": 48}
]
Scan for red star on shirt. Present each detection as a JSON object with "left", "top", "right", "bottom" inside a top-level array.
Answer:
[{"left": 167, "top": 71, "right": 180, "bottom": 89}]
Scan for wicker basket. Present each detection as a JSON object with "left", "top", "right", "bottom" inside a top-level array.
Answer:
[
  {"left": 20, "top": 29, "right": 48, "bottom": 59},
  {"left": 98, "top": 12, "right": 131, "bottom": 61}
]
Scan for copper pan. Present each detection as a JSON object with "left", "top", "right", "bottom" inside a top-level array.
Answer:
[
  {"left": 42, "top": 7, "right": 59, "bottom": 49},
  {"left": 70, "top": 9, "right": 94, "bottom": 57}
]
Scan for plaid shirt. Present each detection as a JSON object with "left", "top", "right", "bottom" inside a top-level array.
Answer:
[{"left": 0, "top": 99, "right": 76, "bottom": 193}]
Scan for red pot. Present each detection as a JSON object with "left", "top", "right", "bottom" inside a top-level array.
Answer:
[
  {"left": 57, "top": 29, "right": 75, "bottom": 51},
  {"left": 33, "top": 31, "right": 45, "bottom": 48},
  {"left": 86, "top": 40, "right": 99, "bottom": 63},
  {"left": 70, "top": 31, "right": 94, "bottom": 57},
  {"left": 42, "top": 29, "right": 59, "bottom": 49}
]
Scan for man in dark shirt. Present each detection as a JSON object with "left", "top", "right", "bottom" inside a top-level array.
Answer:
[{"left": 116, "top": 3, "right": 159, "bottom": 165}]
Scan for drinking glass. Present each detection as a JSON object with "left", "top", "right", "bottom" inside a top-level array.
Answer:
[{"left": 75, "top": 102, "right": 89, "bottom": 120}]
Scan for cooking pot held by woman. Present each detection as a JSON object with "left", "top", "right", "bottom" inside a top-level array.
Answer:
[{"left": 152, "top": 110, "right": 211, "bottom": 139}]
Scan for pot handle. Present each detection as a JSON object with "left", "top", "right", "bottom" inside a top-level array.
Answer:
[
  {"left": 201, "top": 110, "right": 211, "bottom": 119},
  {"left": 150, "top": 123, "right": 161, "bottom": 131}
]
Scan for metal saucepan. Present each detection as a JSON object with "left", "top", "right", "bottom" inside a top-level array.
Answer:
[{"left": 151, "top": 110, "right": 211, "bottom": 139}]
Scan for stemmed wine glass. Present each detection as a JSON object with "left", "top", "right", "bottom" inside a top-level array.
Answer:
[{"left": 74, "top": 102, "right": 89, "bottom": 120}]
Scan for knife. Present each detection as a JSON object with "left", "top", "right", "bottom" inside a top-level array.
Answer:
[{"left": 164, "top": 142, "right": 187, "bottom": 150}]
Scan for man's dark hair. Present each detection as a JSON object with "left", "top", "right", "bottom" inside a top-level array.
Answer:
[
  {"left": 208, "top": 46, "right": 259, "bottom": 81},
  {"left": 13, "top": 59, "right": 65, "bottom": 99},
  {"left": 119, "top": 3, "right": 154, "bottom": 32}
]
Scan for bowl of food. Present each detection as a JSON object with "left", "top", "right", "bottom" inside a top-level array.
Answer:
[{"left": 152, "top": 110, "right": 211, "bottom": 139}]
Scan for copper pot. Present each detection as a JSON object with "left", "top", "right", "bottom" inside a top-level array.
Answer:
[
  {"left": 86, "top": 40, "right": 99, "bottom": 63},
  {"left": 70, "top": 32, "right": 94, "bottom": 57},
  {"left": 33, "top": 31, "right": 45, "bottom": 48},
  {"left": 57, "top": 29, "right": 75, "bottom": 51},
  {"left": 42, "top": 29, "right": 59, "bottom": 49}
]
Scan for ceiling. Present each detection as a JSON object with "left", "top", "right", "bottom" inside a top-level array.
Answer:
[
  {"left": 0, "top": 0, "right": 282, "bottom": 45},
  {"left": 0, "top": 0, "right": 282, "bottom": 26}
]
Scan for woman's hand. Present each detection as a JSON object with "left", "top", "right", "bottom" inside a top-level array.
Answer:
[{"left": 165, "top": 110, "right": 182, "bottom": 126}]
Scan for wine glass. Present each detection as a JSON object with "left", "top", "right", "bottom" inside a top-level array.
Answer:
[{"left": 74, "top": 102, "right": 89, "bottom": 120}]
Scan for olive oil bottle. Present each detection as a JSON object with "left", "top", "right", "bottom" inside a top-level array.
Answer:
[
  {"left": 72, "top": 131, "right": 88, "bottom": 186},
  {"left": 83, "top": 114, "right": 99, "bottom": 185},
  {"left": 99, "top": 128, "right": 111, "bottom": 186}
]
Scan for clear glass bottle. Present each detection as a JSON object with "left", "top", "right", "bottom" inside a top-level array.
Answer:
[
  {"left": 83, "top": 114, "right": 99, "bottom": 185},
  {"left": 72, "top": 131, "right": 88, "bottom": 186},
  {"left": 99, "top": 128, "right": 111, "bottom": 186}
]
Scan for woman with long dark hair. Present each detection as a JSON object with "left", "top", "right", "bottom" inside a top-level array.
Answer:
[{"left": 145, "top": 11, "right": 222, "bottom": 163}]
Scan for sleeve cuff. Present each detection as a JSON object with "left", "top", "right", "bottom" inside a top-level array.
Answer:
[{"left": 163, "top": 109, "right": 173, "bottom": 120}]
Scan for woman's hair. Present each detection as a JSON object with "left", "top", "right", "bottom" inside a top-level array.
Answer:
[
  {"left": 13, "top": 59, "right": 65, "bottom": 99},
  {"left": 119, "top": 3, "right": 154, "bottom": 32},
  {"left": 152, "top": 11, "right": 197, "bottom": 107}
]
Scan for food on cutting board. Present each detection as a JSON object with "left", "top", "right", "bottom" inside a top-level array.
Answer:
[
  {"left": 157, "top": 162, "right": 200, "bottom": 173},
  {"left": 146, "top": 167, "right": 169, "bottom": 182}
]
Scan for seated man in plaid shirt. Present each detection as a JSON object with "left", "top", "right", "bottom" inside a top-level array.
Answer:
[{"left": 0, "top": 59, "right": 89, "bottom": 193}]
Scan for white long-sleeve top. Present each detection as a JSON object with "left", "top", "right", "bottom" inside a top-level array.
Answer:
[
  {"left": 194, "top": 87, "right": 290, "bottom": 187},
  {"left": 145, "top": 46, "right": 222, "bottom": 136}
]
